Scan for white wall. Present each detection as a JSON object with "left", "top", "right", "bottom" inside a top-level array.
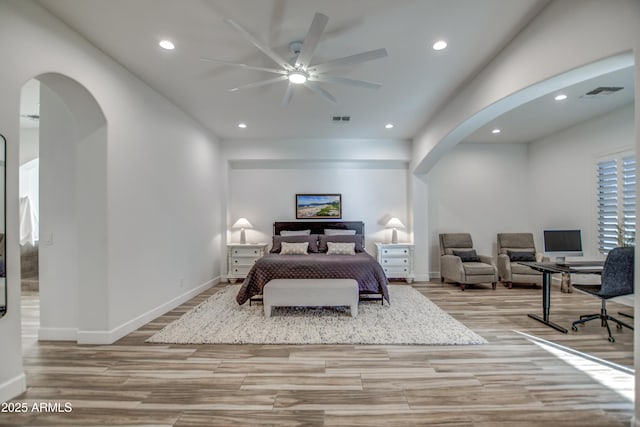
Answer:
[
  {"left": 528, "top": 105, "right": 635, "bottom": 258},
  {"left": 425, "top": 105, "right": 635, "bottom": 276},
  {"left": 0, "top": 0, "right": 223, "bottom": 401},
  {"left": 412, "top": 0, "right": 639, "bottom": 175},
  {"left": 224, "top": 138, "right": 412, "bottom": 274},
  {"left": 37, "top": 81, "right": 82, "bottom": 337},
  {"left": 228, "top": 163, "right": 410, "bottom": 256},
  {"left": 426, "top": 142, "right": 531, "bottom": 276},
  {"left": 19, "top": 128, "right": 38, "bottom": 166}
]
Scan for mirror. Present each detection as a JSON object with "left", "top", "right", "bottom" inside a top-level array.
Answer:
[{"left": 0, "top": 134, "right": 5, "bottom": 316}]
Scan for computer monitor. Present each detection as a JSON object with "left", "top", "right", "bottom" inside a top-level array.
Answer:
[{"left": 543, "top": 229, "right": 583, "bottom": 263}]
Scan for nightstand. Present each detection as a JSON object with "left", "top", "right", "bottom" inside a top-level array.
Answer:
[
  {"left": 375, "top": 243, "right": 414, "bottom": 283},
  {"left": 227, "top": 243, "right": 268, "bottom": 283}
]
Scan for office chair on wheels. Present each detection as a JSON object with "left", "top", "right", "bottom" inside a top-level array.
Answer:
[{"left": 571, "top": 246, "right": 634, "bottom": 343}]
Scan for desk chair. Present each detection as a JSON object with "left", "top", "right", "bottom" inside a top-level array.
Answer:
[{"left": 571, "top": 246, "right": 634, "bottom": 343}]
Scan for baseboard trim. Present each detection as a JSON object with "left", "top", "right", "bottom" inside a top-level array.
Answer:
[
  {"left": 413, "top": 273, "right": 429, "bottom": 282},
  {"left": 0, "top": 373, "right": 26, "bottom": 403},
  {"left": 38, "top": 327, "right": 78, "bottom": 341},
  {"left": 77, "top": 277, "right": 219, "bottom": 345}
]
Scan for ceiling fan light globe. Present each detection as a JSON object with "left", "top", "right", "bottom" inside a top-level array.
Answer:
[{"left": 288, "top": 72, "right": 307, "bottom": 84}]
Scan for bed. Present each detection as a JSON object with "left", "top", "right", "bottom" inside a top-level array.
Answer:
[{"left": 235, "top": 221, "right": 390, "bottom": 305}]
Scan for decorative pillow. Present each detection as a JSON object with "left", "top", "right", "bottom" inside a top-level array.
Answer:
[
  {"left": 280, "top": 241, "right": 309, "bottom": 255},
  {"left": 326, "top": 242, "right": 356, "bottom": 255},
  {"left": 452, "top": 249, "right": 481, "bottom": 262},
  {"left": 507, "top": 250, "right": 536, "bottom": 262},
  {"left": 324, "top": 229, "right": 356, "bottom": 235},
  {"left": 280, "top": 229, "right": 311, "bottom": 236},
  {"left": 318, "top": 234, "right": 365, "bottom": 253},
  {"left": 271, "top": 235, "right": 319, "bottom": 253}
]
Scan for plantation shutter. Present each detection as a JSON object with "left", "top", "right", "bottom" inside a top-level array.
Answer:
[
  {"left": 597, "top": 154, "right": 636, "bottom": 255},
  {"left": 597, "top": 159, "right": 619, "bottom": 254},
  {"left": 622, "top": 155, "right": 636, "bottom": 246}
]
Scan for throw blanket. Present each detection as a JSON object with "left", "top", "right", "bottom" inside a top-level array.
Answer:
[{"left": 236, "top": 252, "right": 389, "bottom": 305}]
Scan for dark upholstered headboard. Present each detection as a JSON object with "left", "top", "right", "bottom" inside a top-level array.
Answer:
[{"left": 273, "top": 221, "right": 364, "bottom": 236}]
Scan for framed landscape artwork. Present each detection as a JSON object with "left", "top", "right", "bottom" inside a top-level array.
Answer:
[{"left": 296, "top": 194, "right": 342, "bottom": 219}]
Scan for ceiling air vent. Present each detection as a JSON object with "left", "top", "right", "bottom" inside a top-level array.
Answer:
[
  {"left": 331, "top": 115, "right": 351, "bottom": 122},
  {"left": 584, "top": 86, "right": 624, "bottom": 96}
]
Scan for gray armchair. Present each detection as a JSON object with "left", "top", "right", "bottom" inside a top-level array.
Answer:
[
  {"left": 439, "top": 233, "right": 497, "bottom": 291},
  {"left": 496, "top": 233, "right": 545, "bottom": 289}
]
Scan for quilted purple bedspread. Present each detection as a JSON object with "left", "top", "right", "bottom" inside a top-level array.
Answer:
[{"left": 236, "top": 252, "right": 389, "bottom": 305}]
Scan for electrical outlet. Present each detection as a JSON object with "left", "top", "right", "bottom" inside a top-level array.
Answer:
[{"left": 43, "top": 232, "right": 54, "bottom": 245}]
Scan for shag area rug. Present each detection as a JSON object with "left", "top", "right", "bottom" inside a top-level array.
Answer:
[{"left": 146, "top": 285, "right": 487, "bottom": 345}]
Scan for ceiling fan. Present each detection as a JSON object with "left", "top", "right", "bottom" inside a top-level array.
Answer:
[{"left": 201, "top": 12, "right": 388, "bottom": 105}]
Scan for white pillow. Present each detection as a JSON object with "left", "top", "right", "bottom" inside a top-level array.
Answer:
[
  {"left": 280, "top": 241, "right": 309, "bottom": 255},
  {"left": 280, "top": 229, "right": 311, "bottom": 236},
  {"left": 326, "top": 242, "right": 356, "bottom": 255},
  {"left": 324, "top": 229, "right": 356, "bottom": 235}
]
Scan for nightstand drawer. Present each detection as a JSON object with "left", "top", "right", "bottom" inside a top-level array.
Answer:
[
  {"left": 381, "top": 248, "right": 410, "bottom": 257},
  {"left": 383, "top": 266, "right": 409, "bottom": 275},
  {"left": 230, "top": 266, "right": 253, "bottom": 275},
  {"left": 231, "top": 247, "right": 263, "bottom": 257},
  {"left": 381, "top": 257, "right": 409, "bottom": 266},
  {"left": 231, "top": 257, "right": 259, "bottom": 266}
]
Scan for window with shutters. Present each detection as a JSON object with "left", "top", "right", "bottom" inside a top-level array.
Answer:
[{"left": 597, "top": 153, "right": 636, "bottom": 254}]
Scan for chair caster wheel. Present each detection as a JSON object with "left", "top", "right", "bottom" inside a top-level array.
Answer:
[
  {"left": 571, "top": 326, "right": 578, "bottom": 331},
  {"left": 608, "top": 336, "right": 615, "bottom": 343},
  {"left": 616, "top": 324, "right": 623, "bottom": 330}
]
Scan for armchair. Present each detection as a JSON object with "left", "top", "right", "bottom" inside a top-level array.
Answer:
[
  {"left": 497, "top": 233, "right": 545, "bottom": 289},
  {"left": 439, "top": 233, "right": 497, "bottom": 291}
]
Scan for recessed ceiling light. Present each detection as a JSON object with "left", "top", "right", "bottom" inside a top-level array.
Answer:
[
  {"left": 385, "top": 123, "right": 394, "bottom": 129},
  {"left": 491, "top": 128, "right": 501, "bottom": 134},
  {"left": 237, "top": 123, "right": 247, "bottom": 129},
  {"left": 554, "top": 94, "right": 568, "bottom": 101},
  {"left": 432, "top": 40, "right": 448, "bottom": 51},
  {"left": 159, "top": 40, "right": 175, "bottom": 50}
]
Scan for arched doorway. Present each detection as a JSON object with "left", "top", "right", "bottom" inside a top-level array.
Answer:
[{"left": 19, "top": 73, "right": 108, "bottom": 345}]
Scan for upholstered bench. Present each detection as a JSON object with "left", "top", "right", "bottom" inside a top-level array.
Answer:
[{"left": 263, "top": 278, "right": 359, "bottom": 317}]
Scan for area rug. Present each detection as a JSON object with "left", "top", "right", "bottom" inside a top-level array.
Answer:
[{"left": 146, "top": 285, "right": 487, "bottom": 345}]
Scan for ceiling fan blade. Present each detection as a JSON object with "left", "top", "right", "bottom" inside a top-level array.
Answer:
[
  {"left": 295, "top": 12, "right": 329, "bottom": 68},
  {"left": 200, "top": 58, "right": 287, "bottom": 75},
  {"left": 305, "top": 81, "right": 338, "bottom": 104},
  {"left": 224, "top": 18, "right": 292, "bottom": 71},
  {"left": 229, "top": 75, "right": 288, "bottom": 92},
  {"left": 309, "top": 48, "right": 388, "bottom": 73},
  {"left": 312, "top": 75, "right": 382, "bottom": 90},
  {"left": 282, "top": 82, "right": 295, "bottom": 105}
]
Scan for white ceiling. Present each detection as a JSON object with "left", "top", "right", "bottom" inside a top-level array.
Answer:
[
  {"left": 465, "top": 66, "right": 635, "bottom": 144},
  {"left": 32, "top": 0, "right": 634, "bottom": 144}
]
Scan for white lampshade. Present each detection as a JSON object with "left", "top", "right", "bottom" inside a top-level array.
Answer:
[
  {"left": 232, "top": 218, "right": 253, "bottom": 244},
  {"left": 385, "top": 217, "right": 404, "bottom": 244},
  {"left": 385, "top": 217, "right": 405, "bottom": 229},
  {"left": 232, "top": 218, "right": 253, "bottom": 229}
]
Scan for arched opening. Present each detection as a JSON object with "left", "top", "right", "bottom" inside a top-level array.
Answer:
[{"left": 19, "top": 73, "right": 107, "bottom": 346}]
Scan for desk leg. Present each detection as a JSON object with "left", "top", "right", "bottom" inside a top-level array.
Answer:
[{"left": 527, "top": 271, "right": 568, "bottom": 333}]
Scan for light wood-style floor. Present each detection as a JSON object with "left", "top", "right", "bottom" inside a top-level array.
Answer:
[{"left": 3, "top": 280, "right": 634, "bottom": 426}]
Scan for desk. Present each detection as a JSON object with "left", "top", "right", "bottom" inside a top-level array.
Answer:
[{"left": 519, "top": 261, "right": 604, "bottom": 333}]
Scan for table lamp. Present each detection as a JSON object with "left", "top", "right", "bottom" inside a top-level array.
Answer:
[
  {"left": 232, "top": 218, "right": 253, "bottom": 244},
  {"left": 385, "top": 217, "right": 404, "bottom": 244}
]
